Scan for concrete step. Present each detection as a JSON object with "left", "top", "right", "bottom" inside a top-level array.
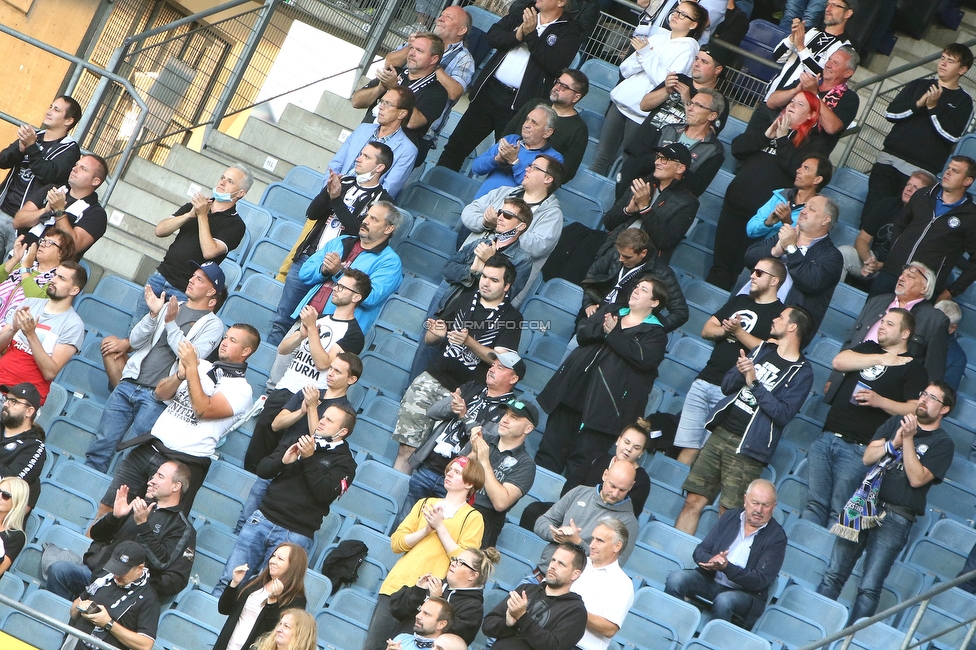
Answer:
[
  {"left": 203, "top": 130, "right": 295, "bottom": 182},
  {"left": 237, "top": 117, "right": 337, "bottom": 174},
  {"left": 277, "top": 103, "right": 351, "bottom": 154},
  {"left": 136, "top": 152, "right": 270, "bottom": 205},
  {"left": 314, "top": 89, "right": 368, "bottom": 130},
  {"left": 84, "top": 228, "right": 163, "bottom": 285},
  {"left": 104, "top": 180, "right": 178, "bottom": 251}
]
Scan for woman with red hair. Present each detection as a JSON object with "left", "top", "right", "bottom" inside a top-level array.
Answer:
[{"left": 707, "top": 90, "right": 830, "bottom": 290}]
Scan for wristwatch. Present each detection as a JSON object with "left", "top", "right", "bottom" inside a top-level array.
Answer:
[
  {"left": 785, "top": 244, "right": 798, "bottom": 255},
  {"left": 104, "top": 619, "right": 115, "bottom": 632}
]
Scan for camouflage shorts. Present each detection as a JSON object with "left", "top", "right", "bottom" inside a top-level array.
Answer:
[
  {"left": 392, "top": 371, "right": 451, "bottom": 447},
  {"left": 682, "top": 425, "right": 766, "bottom": 510}
]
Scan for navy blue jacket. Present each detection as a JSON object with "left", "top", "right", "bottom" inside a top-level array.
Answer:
[
  {"left": 692, "top": 507, "right": 787, "bottom": 627},
  {"left": 706, "top": 341, "right": 813, "bottom": 464}
]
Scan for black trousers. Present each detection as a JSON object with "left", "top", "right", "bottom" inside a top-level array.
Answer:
[
  {"left": 243, "top": 388, "right": 296, "bottom": 473},
  {"left": 707, "top": 203, "right": 755, "bottom": 291},
  {"left": 437, "top": 78, "right": 518, "bottom": 171},
  {"left": 862, "top": 162, "right": 909, "bottom": 224},
  {"left": 535, "top": 403, "right": 616, "bottom": 478}
]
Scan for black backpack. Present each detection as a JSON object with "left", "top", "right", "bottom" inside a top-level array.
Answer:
[{"left": 320, "top": 540, "right": 369, "bottom": 594}]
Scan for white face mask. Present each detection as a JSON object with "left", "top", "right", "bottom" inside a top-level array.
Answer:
[{"left": 356, "top": 169, "right": 376, "bottom": 184}]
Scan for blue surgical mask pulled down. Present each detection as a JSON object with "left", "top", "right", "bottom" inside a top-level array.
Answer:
[{"left": 212, "top": 187, "right": 234, "bottom": 202}]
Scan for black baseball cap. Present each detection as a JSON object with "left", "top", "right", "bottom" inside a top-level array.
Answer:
[
  {"left": 103, "top": 540, "right": 146, "bottom": 576},
  {"left": 506, "top": 398, "right": 539, "bottom": 426},
  {"left": 0, "top": 383, "right": 41, "bottom": 410},
  {"left": 653, "top": 143, "right": 692, "bottom": 168},
  {"left": 699, "top": 43, "right": 728, "bottom": 69}
]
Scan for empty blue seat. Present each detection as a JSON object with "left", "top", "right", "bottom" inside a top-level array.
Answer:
[
  {"left": 74, "top": 295, "right": 133, "bottom": 338},
  {"left": 395, "top": 239, "right": 450, "bottom": 282},
  {"left": 576, "top": 109, "right": 605, "bottom": 141},
  {"left": 219, "top": 293, "right": 276, "bottom": 333},
  {"left": 304, "top": 569, "right": 333, "bottom": 610},
  {"left": 625, "top": 540, "right": 683, "bottom": 590},
  {"left": 219, "top": 258, "right": 243, "bottom": 292},
  {"left": 38, "top": 383, "right": 67, "bottom": 431},
  {"left": 822, "top": 186, "right": 865, "bottom": 229},
  {"left": 630, "top": 586, "right": 702, "bottom": 647},
  {"left": 308, "top": 511, "right": 346, "bottom": 568},
  {"left": 579, "top": 58, "right": 619, "bottom": 90},
  {"left": 283, "top": 165, "right": 326, "bottom": 195},
  {"left": 92, "top": 275, "right": 144, "bottom": 313},
  {"left": 520, "top": 296, "right": 576, "bottom": 340},
  {"left": 195, "top": 520, "right": 238, "bottom": 561},
  {"left": 408, "top": 218, "right": 458, "bottom": 254},
  {"left": 332, "top": 483, "right": 399, "bottom": 534},
  {"left": 330, "top": 587, "right": 377, "bottom": 624},
  {"left": 1, "top": 590, "right": 72, "bottom": 650},
  {"left": 347, "top": 418, "right": 400, "bottom": 466},
  {"left": 565, "top": 168, "right": 616, "bottom": 211},
  {"left": 657, "top": 357, "right": 699, "bottom": 395},
  {"left": 175, "top": 589, "right": 224, "bottom": 630},
  {"left": 925, "top": 478, "right": 976, "bottom": 522},
  {"left": 897, "top": 588, "right": 976, "bottom": 649},
  {"left": 239, "top": 273, "right": 285, "bottom": 308},
  {"left": 45, "top": 417, "right": 98, "bottom": 459},
  {"left": 646, "top": 455, "right": 691, "bottom": 492},
  {"left": 260, "top": 183, "right": 314, "bottom": 223},
  {"left": 753, "top": 604, "right": 827, "bottom": 648},
  {"left": 156, "top": 610, "right": 219, "bottom": 650},
  {"left": 554, "top": 186, "right": 604, "bottom": 230},
  {"left": 241, "top": 238, "right": 291, "bottom": 279},
  {"left": 358, "top": 395, "right": 401, "bottom": 431},
  {"left": 35, "top": 479, "right": 98, "bottom": 531},
  {"left": 904, "top": 537, "right": 967, "bottom": 581},
  {"left": 48, "top": 460, "right": 111, "bottom": 503},
  {"left": 784, "top": 518, "right": 835, "bottom": 560},
  {"left": 398, "top": 183, "right": 465, "bottom": 228},
  {"left": 421, "top": 165, "right": 481, "bottom": 204},
  {"left": 535, "top": 278, "right": 583, "bottom": 308},
  {"left": 646, "top": 479, "right": 686, "bottom": 526},
  {"left": 577, "top": 86, "right": 611, "bottom": 116},
  {"left": 829, "top": 622, "right": 912, "bottom": 650},
  {"left": 775, "top": 474, "right": 809, "bottom": 516},
  {"left": 687, "top": 220, "right": 717, "bottom": 252},
  {"left": 396, "top": 276, "right": 439, "bottom": 306},
  {"left": 355, "top": 459, "right": 410, "bottom": 501},
  {"left": 204, "top": 460, "right": 257, "bottom": 502},
  {"left": 267, "top": 218, "right": 304, "bottom": 247},
  {"left": 638, "top": 520, "right": 699, "bottom": 568},
  {"left": 777, "top": 583, "right": 848, "bottom": 635},
  {"left": 496, "top": 524, "right": 548, "bottom": 567},
  {"left": 238, "top": 200, "right": 274, "bottom": 242},
  {"left": 191, "top": 484, "right": 245, "bottom": 531},
  {"left": 669, "top": 335, "right": 713, "bottom": 371},
  {"left": 188, "top": 546, "right": 226, "bottom": 592},
  {"left": 671, "top": 242, "right": 713, "bottom": 280},
  {"left": 698, "top": 618, "right": 772, "bottom": 650},
  {"left": 315, "top": 610, "right": 368, "bottom": 650},
  {"left": 828, "top": 167, "right": 869, "bottom": 200}
]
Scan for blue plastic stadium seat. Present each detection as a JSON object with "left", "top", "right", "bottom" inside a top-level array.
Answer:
[
  {"left": 670, "top": 242, "right": 713, "bottom": 280},
  {"left": 628, "top": 586, "right": 702, "bottom": 648},
  {"left": 219, "top": 258, "right": 243, "bottom": 292},
  {"left": 698, "top": 619, "right": 772, "bottom": 650},
  {"left": 577, "top": 86, "right": 611, "bottom": 116},
  {"left": 646, "top": 479, "right": 686, "bottom": 526},
  {"left": 260, "top": 183, "right": 314, "bottom": 223},
  {"left": 398, "top": 182, "right": 465, "bottom": 228},
  {"left": 395, "top": 239, "right": 450, "bottom": 282},
  {"left": 155, "top": 610, "right": 220, "bottom": 650},
  {"left": 48, "top": 460, "right": 111, "bottom": 503},
  {"left": 580, "top": 58, "right": 620, "bottom": 90},
  {"left": 638, "top": 520, "right": 699, "bottom": 567},
  {"left": 204, "top": 460, "right": 257, "bottom": 502},
  {"left": 241, "top": 237, "right": 291, "bottom": 280},
  {"left": 92, "top": 275, "right": 144, "bottom": 313},
  {"left": 283, "top": 165, "right": 326, "bottom": 196},
  {"left": 218, "top": 293, "right": 276, "bottom": 334},
  {"left": 74, "top": 295, "right": 133, "bottom": 339},
  {"left": 238, "top": 200, "right": 274, "bottom": 242},
  {"left": 332, "top": 483, "right": 399, "bottom": 534},
  {"left": 775, "top": 474, "right": 809, "bottom": 516},
  {"left": 753, "top": 604, "right": 827, "bottom": 648},
  {"left": 174, "top": 589, "right": 224, "bottom": 630},
  {"left": 576, "top": 109, "right": 605, "bottom": 141},
  {"left": 191, "top": 484, "right": 245, "bottom": 531},
  {"left": 267, "top": 218, "right": 304, "bottom": 248},
  {"left": 408, "top": 218, "right": 459, "bottom": 254},
  {"left": 421, "top": 165, "right": 481, "bottom": 204},
  {"left": 239, "top": 273, "right": 285, "bottom": 308},
  {"left": 565, "top": 168, "right": 616, "bottom": 211},
  {"left": 555, "top": 186, "right": 604, "bottom": 230},
  {"left": 315, "top": 610, "right": 368, "bottom": 650}
]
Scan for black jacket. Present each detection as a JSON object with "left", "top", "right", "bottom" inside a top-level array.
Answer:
[
  {"left": 884, "top": 184, "right": 976, "bottom": 296},
  {"left": 469, "top": 4, "right": 583, "bottom": 113},
  {"left": 296, "top": 179, "right": 391, "bottom": 260},
  {"left": 581, "top": 224, "right": 688, "bottom": 333},
  {"left": 692, "top": 508, "right": 787, "bottom": 627},
  {"left": 391, "top": 584, "right": 485, "bottom": 644},
  {"left": 257, "top": 436, "right": 358, "bottom": 538},
  {"left": 621, "top": 123, "right": 726, "bottom": 197},
  {"left": 215, "top": 580, "right": 308, "bottom": 650},
  {"left": 0, "top": 131, "right": 80, "bottom": 210},
  {"left": 482, "top": 581, "right": 587, "bottom": 650},
  {"left": 85, "top": 506, "right": 196, "bottom": 599},
  {"left": 603, "top": 176, "right": 699, "bottom": 262},
  {"left": 0, "top": 424, "right": 45, "bottom": 507},
  {"left": 538, "top": 304, "right": 667, "bottom": 435}
]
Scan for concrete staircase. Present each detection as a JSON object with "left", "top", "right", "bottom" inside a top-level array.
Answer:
[{"left": 88, "top": 89, "right": 367, "bottom": 284}]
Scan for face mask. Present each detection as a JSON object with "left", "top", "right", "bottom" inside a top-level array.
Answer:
[
  {"left": 356, "top": 169, "right": 376, "bottom": 184},
  {"left": 212, "top": 187, "right": 234, "bottom": 202}
]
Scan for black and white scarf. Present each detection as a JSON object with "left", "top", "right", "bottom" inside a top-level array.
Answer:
[{"left": 444, "top": 293, "right": 509, "bottom": 371}]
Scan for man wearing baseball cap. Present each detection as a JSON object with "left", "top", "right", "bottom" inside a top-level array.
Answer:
[
  {"left": 68, "top": 540, "right": 160, "bottom": 650},
  {"left": 0, "top": 382, "right": 46, "bottom": 508},
  {"left": 601, "top": 142, "right": 699, "bottom": 263},
  {"left": 86, "top": 261, "right": 225, "bottom": 474}
]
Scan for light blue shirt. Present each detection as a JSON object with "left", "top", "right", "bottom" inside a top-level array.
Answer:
[{"left": 329, "top": 123, "right": 418, "bottom": 200}]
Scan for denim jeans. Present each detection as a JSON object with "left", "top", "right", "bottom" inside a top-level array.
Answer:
[
  {"left": 779, "top": 0, "right": 827, "bottom": 26},
  {"left": 131, "top": 272, "right": 188, "bottom": 326},
  {"left": 85, "top": 380, "right": 168, "bottom": 473},
  {"left": 212, "top": 509, "right": 313, "bottom": 597},
  {"left": 817, "top": 509, "right": 915, "bottom": 623},
  {"left": 801, "top": 433, "right": 869, "bottom": 527},
  {"left": 45, "top": 561, "right": 93, "bottom": 600},
  {"left": 269, "top": 254, "right": 311, "bottom": 346},
  {"left": 674, "top": 379, "right": 726, "bottom": 449},
  {"left": 396, "top": 466, "right": 448, "bottom": 528},
  {"left": 665, "top": 569, "right": 756, "bottom": 624},
  {"left": 235, "top": 477, "right": 272, "bottom": 533}
]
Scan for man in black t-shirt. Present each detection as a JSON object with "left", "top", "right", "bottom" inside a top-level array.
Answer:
[
  {"left": 392, "top": 255, "right": 523, "bottom": 473},
  {"left": 674, "top": 257, "right": 786, "bottom": 466},
  {"left": 351, "top": 33, "right": 449, "bottom": 146},
  {"left": 803, "top": 308, "right": 928, "bottom": 527},
  {"left": 818, "top": 381, "right": 956, "bottom": 624},
  {"left": 133, "top": 165, "right": 251, "bottom": 323},
  {"left": 12, "top": 153, "right": 109, "bottom": 259}
]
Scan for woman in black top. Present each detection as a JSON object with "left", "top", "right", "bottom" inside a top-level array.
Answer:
[
  {"left": 216, "top": 543, "right": 309, "bottom": 650},
  {"left": 564, "top": 420, "right": 653, "bottom": 515},
  {"left": 0, "top": 477, "right": 28, "bottom": 576}
]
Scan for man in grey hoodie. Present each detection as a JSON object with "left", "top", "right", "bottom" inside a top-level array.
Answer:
[{"left": 533, "top": 460, "right": 640, "bottom": 570}]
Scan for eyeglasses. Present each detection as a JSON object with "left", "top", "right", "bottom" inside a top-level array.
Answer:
[
  {"left": 901, "top": 265, "right": 923, "bottom": 278},
  {"left": 752, "top": 267, "right": 774, "bottom": 278},
  {"left": 333, "top": 283, "right": 360, "bottom": 295},
  {"left": 552, "top": 80, "right": 579, "bottom": 93},
  {"left": 0, "top": 491, "right": 11, "bottom": 501},
  {"left": 655, "top": 154, "right": 679, "bottom": 163},
  {"left": 919, "top": 390, "right": 944, "bottom": 404},
  {"left": 684, "top": 100, "right": 714, "bottom": 111},
  {"left": 450, "top": 556, "right": 478, "bottom": 572},
  {"left": 527, "top": 163, "right": 550, "bottom": 175},
  {"left": 825, "top": 1, "right": 848, "bottom": 9},
  {"left": 377, "top": 99, "right": 400, "bottom": 109},
  {"left": 671, "top": 8, "right": 694, "bottom": 20},
  {"left": 38, "top": 238, "right": 61, "bottom": 250}
]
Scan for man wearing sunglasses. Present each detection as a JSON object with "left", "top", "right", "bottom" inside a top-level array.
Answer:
[
  {"left": 12, "top": 153, "right": 109, "bottom": 260},
  {"left": 0, "top": 383, "right": 46, "bottom": 508}
]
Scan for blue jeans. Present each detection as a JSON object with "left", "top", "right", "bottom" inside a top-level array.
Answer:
[
  {"left": 212, "top": 509, "right": 312, "bottom": 597},
  {"left": 396, "top": 466, "right": 447, "bottom": 528},
  {"left": 131, "top": 272, "right": 188, "bottom": 326},
  {"left": 45, "top": 561, "right": 93, "bottom": 600},
  {"left": 269, "top": 254, "right": 311, "bottom": 346},
  {"left": 801, "top": 433, "right": 869, "bottom": 527},
  {"left": 235, "top": 477, "right": 272, "bottom": 532},
  {"left": 665, "top": 569, "right": 756, "bottom": 624},
  {"left": 817, "top": 509, "right": 914, "bottom": 623},
  {"left": 85, "top": 380, "right": 168, "bottom": 473},
  {"left": 674, "top": 379, "right": 726, "bottom": 449},
  {"left": 780, "top": 0, "right": 827, "bottom": 27}
]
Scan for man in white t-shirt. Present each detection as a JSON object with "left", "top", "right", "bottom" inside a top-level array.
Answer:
[
  {"left": 571, "top": 518, "right": 635, "bottom": 650},
  {"left": 245, "top": 268, "right": 368, "bottom": 473},
  {"left": 98, "top": 324, "right": 259, "bottom": 518}
]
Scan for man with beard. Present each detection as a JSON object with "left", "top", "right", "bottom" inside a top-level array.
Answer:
[
  {"left": 817, "top": 381, "right": 955, "bottom": 625},
  {"left": 673, "top": 257, "right": 785, "bottom": 466},
  {"left": 0, "top": 260, "right": 85, "bottom": 403},
  {"left": 386, "top": 597, "right": 454, "bottom": 650},
  {"left": 482, "top": 543, "right": 588, "bottom": 650},
  {"left": 0, "top": 383, "right": 46, "bottom": 507},
  {"left": 803, "top": 308, "right": 927, "bottom": 528},
  {"left": 46, "top": 461, "right": 197, "bottom": 601}
]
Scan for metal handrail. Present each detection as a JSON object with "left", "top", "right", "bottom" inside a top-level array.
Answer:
[
  {"left": 0, "top": 23, "right": 148, "bottom": 206},
  {"left": 0, "top": 592, "right": 118, "bottom": 650},
  {"left": 798, "top": 567, "right": 976, "bottom": 650}
]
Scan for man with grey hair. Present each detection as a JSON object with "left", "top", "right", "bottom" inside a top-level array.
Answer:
[
  {"left": 743, "top": 194, "right": 844, "bottom": 332},
  {"left": 666, "top": 479, "right": 786, "bottom": 630},
  {"left": 470, "top": 105, "right": 564, "bottom": 199},
  {"left": 134, "top": 165, "right": 251, "bottom": 321},
  {"left": 570, "top": 517, "right": 635, "bottom": 650},
  {"left": 293, "top": 201, "right": 404, "bottom": 333},
  {"left": 936, "top": 299, "right": 966, "bottom": 391},
  {"left": 828, "top": 261, "right": 949, "bottom": 390}
]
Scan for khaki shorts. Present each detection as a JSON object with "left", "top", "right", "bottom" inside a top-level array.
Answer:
[
  {"left": 392, "top": 371, "right": 451, "bottom": 447},
  {"left": 682, "top": 425, "right": 766, "bottom": 510}
]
